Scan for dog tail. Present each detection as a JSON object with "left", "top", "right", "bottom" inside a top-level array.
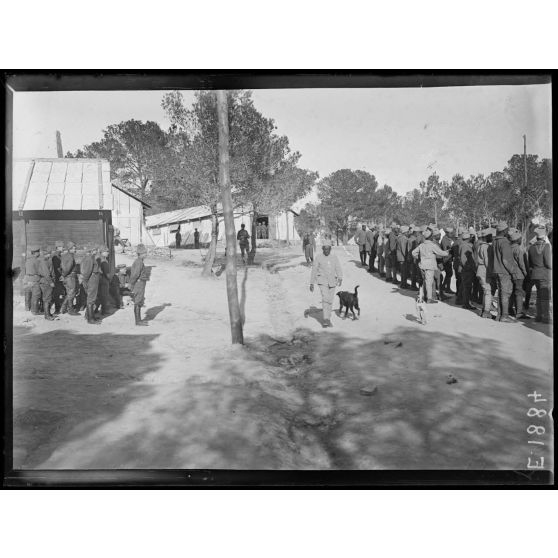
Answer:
[{"left": 354, "top": 285, "right": 359, "bottom": 296}]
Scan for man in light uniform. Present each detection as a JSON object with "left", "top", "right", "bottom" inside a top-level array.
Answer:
[{"left": 310, "top": 240, "right": 343, "bottom": 328}]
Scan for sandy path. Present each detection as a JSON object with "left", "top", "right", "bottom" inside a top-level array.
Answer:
[{"left": 12, "top": 245, "right": 553, "bottom": 470}]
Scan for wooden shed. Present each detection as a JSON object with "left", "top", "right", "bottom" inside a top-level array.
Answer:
[
  {"left": 12, "top": 158, "right": 116, "bottom": 273},
  {"left": 111, "top": 183, "right": 151, "bottom": 246}
]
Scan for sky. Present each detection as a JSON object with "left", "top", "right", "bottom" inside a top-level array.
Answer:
[{"left": 11, "top": 84, "right": 552, "bottom": 196}]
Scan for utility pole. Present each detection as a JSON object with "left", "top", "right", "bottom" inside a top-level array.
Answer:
[
  {"left": 216, "top": 90, "right": 243, "bottom": 344},
  {"left": 56, "top": 130, "right": 64, "bottom": 158}
]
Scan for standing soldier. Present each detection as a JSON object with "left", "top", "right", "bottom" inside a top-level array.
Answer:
[
  {"left": 377, "top": 228, "right": 387, "bottom": 277},
  {"left": 38, "top": 246, "right": 56, "bottom": 321},
  {"left": 406, "top": 226, "right": 419, "bottom": 290},
  {"left": 458, "top": 231, "right": 476, "bottom": 309},
  {"left": 355, "top": 224, "right": 368, "bottom": 267},
  {"left": 97, "top": 245, "right": 112, "bottom": 316},
  {"left": 432, "top": 228, "right": 448, "bottom": 301},
  {"left": 452, "top": 229, "right": 464, "bottom": 304},
  {"left": 80, "top": 245, "right": 101, "bottom": 324},
  {"left": 411, "top": 228, "right": 449, "bottom": 303},
  {"left": 475, "top": 228, "right": 495, "bottom": 319},
  {"left": 175, "top": 227, "right": 182, "bottom": 249},
  {"left": 310, "top": 240, "right": 343, "bottom": 328},
  {"left": 492, "top": 221, "right": 516, "bottom": 323},
  {"left": 302, "top": 232, "right": 316, "bottom": 264},
  {"left": 385, "top": 224, "right": 399, "bottom": 283},
  {"left": 51, "top": 240, "right": 66, "bottom": 314},
  {"left": 25, "top": 246, "right": 42, "bottom": 314},
  {"left": 507, "top": 229, "right": 529, "bottom": 319},
  {"left": 440, "top": 226, "right": 454, "bottom": 294},
  {"left": 365, "top": 225, "right": 375, "bottom": 272},
  {"left": 368, "top": 225, "right": 379, "bottom": 273},
  {"left": 130, "top": 243, "right": 149, "bottom": 326},
  {"left": 60, "top": 241, "right": 80, "bottom": 315},
  {"left": 396, "top": 225, "right": 409, "bottom": 288},
  {"left": 194, "top": 228, "right": 200, "bottom": 249},
  {"left": 236, "top": 223, "right": 250, "bottom": 263},
  {"left": 528, "top": 227, "right": 552, "bottom": 323}
]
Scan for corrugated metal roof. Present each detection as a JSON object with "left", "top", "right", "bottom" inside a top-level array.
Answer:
[
  {"left": 146, "top": 203, "right": 253, "bottom": 228},
  {"left": 12, "top": 158, "right": 113, "bottom": 211}
]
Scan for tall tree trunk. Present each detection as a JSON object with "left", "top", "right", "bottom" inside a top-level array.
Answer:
[
  {"left": 202, "top": 209, "right": 218, "bottom": 277},
  {"left": 216, "top": 90, "right": 243, "bottom": 344},
  {"left": 247, "top": 205, "right": 258, "bottom": 265}
]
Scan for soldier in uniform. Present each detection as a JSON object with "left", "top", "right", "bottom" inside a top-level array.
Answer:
[
  {"left": 365, "top": 225, "right": 375, "bottom": 272},
  {"left": 236, "top": 223, "right": 250, "bottom": 262},
  {"left": 51, "top": 240, "right": 66, "bottom": 314},
  {"left": 406, "top": 226, "right": 419, "bottom": 290},
  {"left": 80, "top": 245, "right": 101, "bottom": 324},
  {"left": 451, "top": 229, "right": 464, "bottom": 304},
  {"left": 492, "top": 221, "right": 516, "bottom": 323},
  {"left": 130, "top": 243, "right": 149, "bottom": 326},
  {"left": 25, "top": 246, "right": 42, "bottom": 314},
  {"left": 458, "top": 231, "right": 476, "bottom": 310},
  {"left": 194, "top": 228, "right": 200, "bottom": 249},
  {"left": 507, "top": 229, "right": 529, "bottom": 319},
  {"left": 396, "top": 225, "right": 409, "bottom": 288},
  {"left": 376, "top": 228, "right": 386, "bottom": 277},
  {"left": 432, "top": 228, "right": 448, "bottom": 301},
  {"left": 60, "top": 241, "right": 80, "bottom": 315},
  {"left": 97, "top": 245, "right": 112, "bottom": 316},
  {"left": 355, "top": 224, "right": 368, "bottom": 267},
  {"left": 411, "top": 228, "right": 449, "bottom": 303},
  {"left": 528, "top": 227, "right": 552, "bottom": 323},
  {"left": 385, "top": 223, "right": 399, "bottom": 283},
  {"left": 310, "top": 240, "right": 343, "bottom": 328},
  {"left": 38, "top": 246, "right": 56, "bottom": 321},
  {"left": 475, "top": 228, "right": 495, "bottom": 319},
  {"left": 175, "top": 228, "right": 182, "bottom": 249},
  {"left": 440, "top": 226, "right": 454, "bottom": 294}
]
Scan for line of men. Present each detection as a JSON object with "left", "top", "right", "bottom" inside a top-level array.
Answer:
[
  {"left": 354, "top": 221, "right": 552, "bottom": 323},
  {"left": 22, "top": 241, "right": 150, "bottom": 326}
]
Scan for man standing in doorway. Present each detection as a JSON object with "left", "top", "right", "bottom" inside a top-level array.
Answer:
[
  {"left": 175, "top": 227, "right": 182, "bottom": 249},
  {"left": 237, "top": 223, "right": 250, "bottom": 262},
  {"left": 310, "top": 240, "right": 343, "bottom": 328},
  {"left": 194, "top": 228, "right": 200, "bottom": 249}
]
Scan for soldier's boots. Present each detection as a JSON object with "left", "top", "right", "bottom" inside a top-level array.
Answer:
[
  {"left": 479, "top": 311, "right": 493, "bottom": 319},
  {"left": 499, "top": 315, "right": 516, "bottom": 323},
  {"left": 86, "top": 304, "right": 101, "bottom": 324},
  {"left": 134, "top": 305, "right": 148, "bottom": 326},
  {"left": 44, "top": 306, "right": 55, "bottom": 321}
]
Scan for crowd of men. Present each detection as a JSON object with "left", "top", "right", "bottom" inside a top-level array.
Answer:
[
  {"left": 354, "top": 221, "right": 552, "bottom": 324},
  {"left": 21, "top": 241, "right": 150, "bottom": 326}
]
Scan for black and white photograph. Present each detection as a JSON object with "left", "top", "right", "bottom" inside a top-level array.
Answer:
[{"left": 3, "top": 73, "right": 554, "bottom": 485}]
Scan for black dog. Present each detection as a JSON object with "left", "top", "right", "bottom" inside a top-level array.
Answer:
[{"left": 336, "top": 285, "right": 360, "bottom": 320}]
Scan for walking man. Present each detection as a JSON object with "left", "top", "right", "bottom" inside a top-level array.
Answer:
[
  {"left": 528, "top": 226, "right": 552, "bottom": 323},
  {"left": 237, "top": 223, "right": 250, "bottom": 262},
  {"left": 130, "top": 243, "right": 149, "bottom": 326},
  {"left": 302, "top": 232, "right": 316, "bottom": 264},
  {"left": 355, "top": 224, "right": 368, "bottom": 267},
  {"left": 310, "top": 241, "right": 343, "bottom": 328},
  {"left": 492, "top": 221, "right": 516, "bottom": 322}
]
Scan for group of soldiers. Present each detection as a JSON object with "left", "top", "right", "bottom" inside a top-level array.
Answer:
[
  {"left": 354, "top": 221, "right": 552, "bottom": 324},
  {"left": 256, "top": 223, "right": 269, "bottom": 239},
  {"left": 22, "top": 241, "right": 151, "bottom": 326}
]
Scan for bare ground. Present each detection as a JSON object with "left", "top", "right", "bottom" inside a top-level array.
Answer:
[{"left": 11, "top": 244, "right": 553, "bottom": 470}]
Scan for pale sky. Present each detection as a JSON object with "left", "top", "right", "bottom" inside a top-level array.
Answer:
[{"left": 11, "top": 84, "right": 552, "bottom": 195}]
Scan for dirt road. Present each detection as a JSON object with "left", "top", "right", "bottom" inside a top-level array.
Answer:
[{"left": 12, "top": 245, "right": 553, "bottom": 470}]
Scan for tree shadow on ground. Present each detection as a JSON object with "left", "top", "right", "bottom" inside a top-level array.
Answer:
[
  {"left": 144, "top": 303, "right": 172, "bottom": 322},
  {"left": 12, "top": 327, "right": 162, "bottom": 469},
  {"left": 27, "top": 323, "right": 552, "bottom": 470}
]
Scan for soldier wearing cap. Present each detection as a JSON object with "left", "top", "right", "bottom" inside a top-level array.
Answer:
[
  {"left": 395, "top": 225, "right": 410, "bottom": 288},
  {"left": 130, "top": 244, "right": 150, "bottom": 326},
  {"left": 385, "top": 223, "right": 399, "bottom": 283},
  {"left": 365, "top": 225, "right": 377, "bottom": 272},
  {"left": 405, "top": 226, "right": 419, "bottom": 290},
  {"left": 37, "top": 246, "right": 56, "bottom": 320},
  {"left": 457, "top": 230, "right": 476, "bottom": 309},
  {"left": 376, "top": 228, "right": 387, "bottom": 277},
  {"left": 50, "top": 240, "right": 66, "bottom": 314},
  {"left": 451, "top": 228, "right": 465, "bottom": 304},
  {"left": 24, "top": 245, "right": 42, "bottom": 315},
  {"left": 355, "top": 224, "right": 368, "bottom": 267},
  {"left": 96, "top": 245, "right": 112, "bottom": 316},
  {"left": 411, "top": 228, "right": 449, "bottom": 303},
  {"left": 310, "top": 240, "right": 343, "bottom": 328},
  {"left": 59, "top": 241, "right": 80, "bottom": 315},
  {"left": 80, "top": 244, "right": 101, "bottom": 324},
  {"left": 440, "top": 226, "right": 454, "bottom": 294},
  {"left": 507, "top": 229, "right": 530, "bottom": 319},
  {"left": 491, "top": 221, "right": 517, "bottom": 322},
  {"left": 475, "top": 228, "right": 495, "bottom": 318},
  {"left": 528, "top": 227, "right": 552, "bottom": 323}
]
